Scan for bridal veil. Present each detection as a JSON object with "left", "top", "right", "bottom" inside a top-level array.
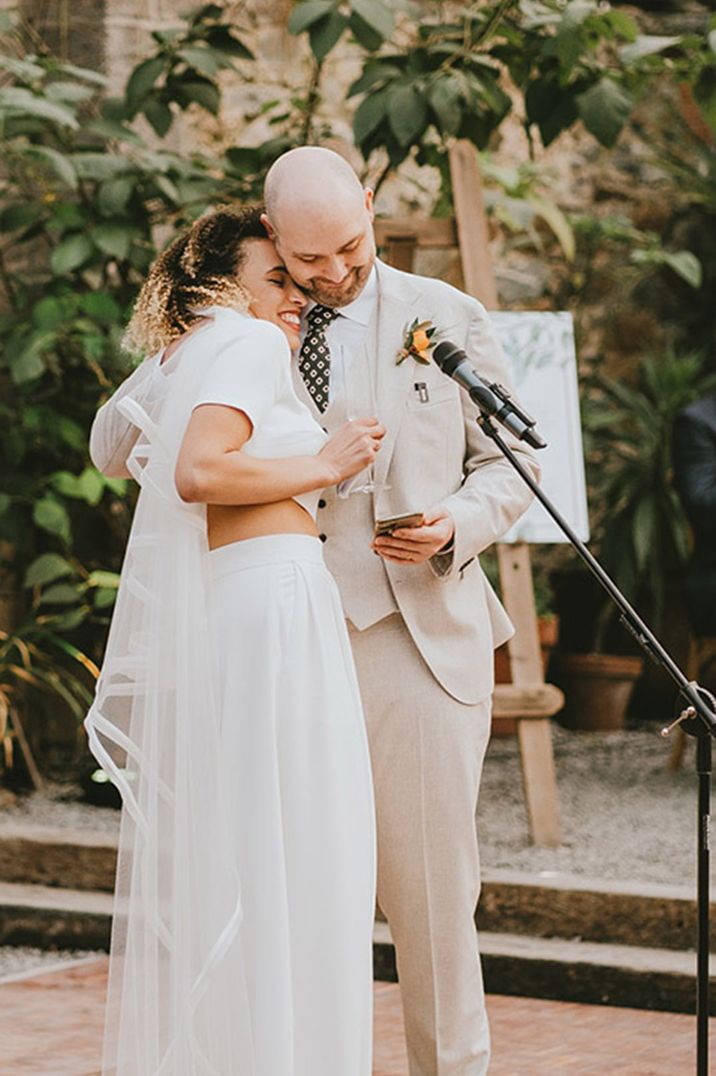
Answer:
[{"left": 85, "top": 314, "right": 249, "bottom": 1074}]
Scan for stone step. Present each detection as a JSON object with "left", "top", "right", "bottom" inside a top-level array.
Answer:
[
  {"left": 0, "top": 881, "right": 112, "bottom": 951},
  {"left": 0, "top": 826, "right": 711, "bottom": 953},
  {"left": 374, "top": 921, "right": 714, "bottom": 1016},
  {"left": 0, "top": 825, "right": 117, "bottom": 892},
  {"left": 475, "top": 869, "right": 709, "bottom": 953},
  {"left": 0, "top": 880, "right": 711, "bottom": 1014}
]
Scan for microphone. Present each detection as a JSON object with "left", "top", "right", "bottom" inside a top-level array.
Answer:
[{"left": 432, "top": 340, "right": 546, "bottom": 449}]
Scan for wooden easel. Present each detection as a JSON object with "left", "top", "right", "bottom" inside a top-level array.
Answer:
[{"left": 375, "top": 141, "right": 563, "bottom": 847}]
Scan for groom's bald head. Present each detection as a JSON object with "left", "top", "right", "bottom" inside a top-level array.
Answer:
[{"left": 262, "top": 147, "right": 376, "bottom": 307}]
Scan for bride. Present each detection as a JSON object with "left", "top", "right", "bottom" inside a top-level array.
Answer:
[{"left": 85, "top": 205, "right": 381, "bottom": 1075}]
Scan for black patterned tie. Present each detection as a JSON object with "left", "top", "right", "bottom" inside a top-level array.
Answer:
[{"left": 299, "top": 304, "right": 339, "bottom": 413}]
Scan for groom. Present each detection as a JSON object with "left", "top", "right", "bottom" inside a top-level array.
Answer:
[{"left": 90, "top": 147, "right": 538, "bottom": 1076}]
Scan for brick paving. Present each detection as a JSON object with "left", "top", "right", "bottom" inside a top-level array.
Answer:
[{"left": 0, "top": 957, "right": 713, "bottom": 1075}]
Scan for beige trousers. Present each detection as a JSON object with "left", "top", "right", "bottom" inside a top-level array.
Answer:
[{"left": 348, "top": 614, "right": 491, "bottom": 1076}]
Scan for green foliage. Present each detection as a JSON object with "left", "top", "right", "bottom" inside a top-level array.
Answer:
[
  {"left": 289, "top": 0, "right": 643, "bottom": 179},
  {"left": 583, "top": 350, "right": 716, "bottom": 636},
  {"left": 0, "top": 7, "right": 254, "bottom": 674},
  {"left": 572, "top": 215, "right": 703, "bottom": 291}
]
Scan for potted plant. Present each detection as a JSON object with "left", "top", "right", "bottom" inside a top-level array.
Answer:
[{"left": 551, "top": 347, "right": 716, "bottom": 731}]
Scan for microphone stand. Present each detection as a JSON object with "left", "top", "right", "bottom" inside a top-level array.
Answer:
[{"left": 476, "top": 412, "right": 716, "bottom": 1076}]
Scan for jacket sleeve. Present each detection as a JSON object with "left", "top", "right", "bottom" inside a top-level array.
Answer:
[
  {"left": 89, "top": 356, "right": 164, "bottom": 478},
  {"left": 430, "top": 305, "right": 541, "bottom": 579}
]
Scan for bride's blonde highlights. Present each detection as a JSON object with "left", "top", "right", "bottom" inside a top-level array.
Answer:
[{"left": 124, "top": 205, "right": 268, "bottom": 356}]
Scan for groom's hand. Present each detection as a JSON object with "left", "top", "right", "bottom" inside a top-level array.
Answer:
[{"left": 372, "top": 505, "right": 455, "bottom": 565}]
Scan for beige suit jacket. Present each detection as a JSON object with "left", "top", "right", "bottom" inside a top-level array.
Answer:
[{"left": 89, "top": 259, "right": 539, "bottom": 704}]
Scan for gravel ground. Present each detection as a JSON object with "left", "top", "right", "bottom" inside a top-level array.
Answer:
[
  {"left": 478, "top": 721, "right": 710, "bottom": 886},
  {"left": 0, "top": 947, "right": 98, "bottom": 982},
  {"left": 0, "top": 788, "right": 120, "bottom": 836}
]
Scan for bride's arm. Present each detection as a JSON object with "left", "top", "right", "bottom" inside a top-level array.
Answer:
[{"left": 175, "top": 404, "right": 382, "bottom": 505}]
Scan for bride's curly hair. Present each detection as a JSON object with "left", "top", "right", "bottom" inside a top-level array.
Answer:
[{"left": 123, "top": 204, "right": 269, "bottom": 356}]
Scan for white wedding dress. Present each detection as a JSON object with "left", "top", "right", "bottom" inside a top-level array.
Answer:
[{"left": 85, "top": 307, "right": 376, "bottom": 1075}]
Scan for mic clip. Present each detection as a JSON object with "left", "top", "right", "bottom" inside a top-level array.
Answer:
[{"left": 489, "top": 381, "right": 539, "bottom": 435}]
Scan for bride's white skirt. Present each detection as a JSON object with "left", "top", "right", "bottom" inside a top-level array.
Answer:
[{"left": 207, "top": 534, "right": 376, "bottom": 1075}]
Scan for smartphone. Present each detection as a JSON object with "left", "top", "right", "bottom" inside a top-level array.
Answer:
[{"left": 374, "top": 512, "right": 425, "bottom": 538}]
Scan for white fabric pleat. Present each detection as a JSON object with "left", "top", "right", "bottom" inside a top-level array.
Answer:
[{"left": 85, "top": 309, "right": 375, "bottom": 1075}]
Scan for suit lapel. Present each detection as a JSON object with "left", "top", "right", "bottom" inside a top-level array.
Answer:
[{"left": 372, "top": 263, "right": 424, "bottom": 487}]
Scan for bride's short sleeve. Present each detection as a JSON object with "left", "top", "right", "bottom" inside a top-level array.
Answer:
[{"left": 193, "top": 320, "right": 289, "bottom": 430}]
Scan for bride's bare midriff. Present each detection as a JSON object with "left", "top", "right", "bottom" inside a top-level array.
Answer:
[{"left": 207, "top": 499, "right": 319, "bottom": 550}]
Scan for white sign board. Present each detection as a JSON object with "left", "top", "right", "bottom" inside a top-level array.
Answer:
[{"left": 489, "top": 311, "right": 589, "bottom": 544}]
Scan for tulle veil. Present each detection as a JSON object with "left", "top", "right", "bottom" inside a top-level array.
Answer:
[{"left": 85, "top": 310, "right": 255, "bottom": 1074}]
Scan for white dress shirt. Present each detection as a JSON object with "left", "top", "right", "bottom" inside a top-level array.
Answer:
[{"left": 300, "top": 267, "right": 378, "bottom": 404}]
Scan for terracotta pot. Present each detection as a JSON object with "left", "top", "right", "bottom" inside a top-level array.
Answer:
[{"left": 551, "top": 652, "right": 643, "bottom": 732}]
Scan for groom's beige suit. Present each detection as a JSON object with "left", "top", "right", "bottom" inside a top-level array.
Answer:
[{"left": 90, "top": 258, "right": 538, "bottom": 1076}]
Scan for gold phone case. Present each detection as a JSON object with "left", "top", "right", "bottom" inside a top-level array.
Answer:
[{"left": 374, "top": 512, "right": 425, "bottom": 537}]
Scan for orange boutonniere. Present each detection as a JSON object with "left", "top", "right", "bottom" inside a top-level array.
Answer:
[{"left": 396, "top": 317, "right": 437, "bottom": 365}]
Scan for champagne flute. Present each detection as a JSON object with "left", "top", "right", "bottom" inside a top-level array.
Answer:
[{"left": 336, "top": 343, "right": 385, "bottom": 497}]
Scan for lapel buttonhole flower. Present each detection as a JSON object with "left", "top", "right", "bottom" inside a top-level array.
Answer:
[{"left": 396, "top": 317, "right": 437, "bottom": 365}]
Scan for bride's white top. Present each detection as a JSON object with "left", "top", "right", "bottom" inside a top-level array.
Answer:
[{"left": 191, "top": 307, "right": 327, "bottom": 519}]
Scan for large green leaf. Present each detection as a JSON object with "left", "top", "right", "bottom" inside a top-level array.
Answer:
[
  {"left": 428, "top": 76, "right": 463, "bottom": 137},
  {"left": 576, "top": 78, "right": 633, "bottom": 147},
  {"left": 387, "top": 82, "right": 428, "bottom": 146},
  {"left": 50, "top": 233, "right": 93, "bottom": 274},
  {"left": 39, "top": 582, "right": 83, "bottom": 606},
  {"left": 143, "top": 96, "right": 174, "bottom": 136},
  {"left": 48, "top": 203, "right": 86, "bottom": 232},
  {"left": 125, "top": 56, "right": 165, "bottom": 114},
  {"left": 661, "top": 251, "right": 703, "bottom": 289},
  {"left": 177, "top": 81, "right": 220, "bottom": 115},
  {"left": 33, "top": 497, "right": 71, "bottom": 543},
  {"left": 87, "top": 570, "right": 121, "bottom": 589},
  {"left": 22, "top": 146, "right": 78, "bottom": 190},
  {"left": 353, "top": 88, "right": 388, "bottom": 143},
  {"left": 349, "top": 12, "right": 383, "bottom": 52},
  {"left": 24, "top": 553, "right": 73, "bottom": 588},
  {"left": 80, "top": 292, "right": 122, "bottom": 323},
  {"left": 205, "top": 27, "right": 253, "bottom": 60},
  {"left": 309, "top": 12, "right": 348, "bottom": 62},
  {"left": 71, "top": 153, "right": 133, "bottom": 181},
  {"left": 525, "top": 78, "right": 578, "bottom": 145},
  {"left": 45, "top": 81, "right": 96, "bottom": 104},
  {"left": 178, "top": 46, "right": 221, "bottom": 77},
  {"left": 56, "top": 61, "right": 107, "bottom": 87},
  {"left": 288, "top": 1, "right": 335, "bottom": 35},
  {"left": 97, "top": 176, "right": 136, "bottom": 216},
  {"left": 348, "top": 61, "right": 401, "bottom": 98},
  {"left": 0, "top": 55, "right": 46, "bottom": 81},
  {"left": 619, "top": 35, "right": 681, "bottom": 64},
  {"left": 77, "top": 468, "right": 105, "bottom": 506},
  {"left": 32, "top": 297, "right": 66, "bottom": 331},
  {"left": 0, "top": 204, "right": 43, "bottom": 232},
  {"left": 9, "top": 331, "right": 56, "bottom": 384},
  {"left": 0, "top": 86, "right": 79, "bottom": 128},
  {"left": 350, "top": 0, "right": 394, "bottom": 40},
  {"left": 92, "top": 223, "right": 131, "bottom": 260}
]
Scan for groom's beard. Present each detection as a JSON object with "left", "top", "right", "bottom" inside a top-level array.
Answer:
[{"left": 304, "top": 257, "right": 374, "bottom": 308}]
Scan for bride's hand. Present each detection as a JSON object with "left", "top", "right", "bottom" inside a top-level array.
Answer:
[{"left": 318, "top": 418, "right": 385, "bottom": 484}]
